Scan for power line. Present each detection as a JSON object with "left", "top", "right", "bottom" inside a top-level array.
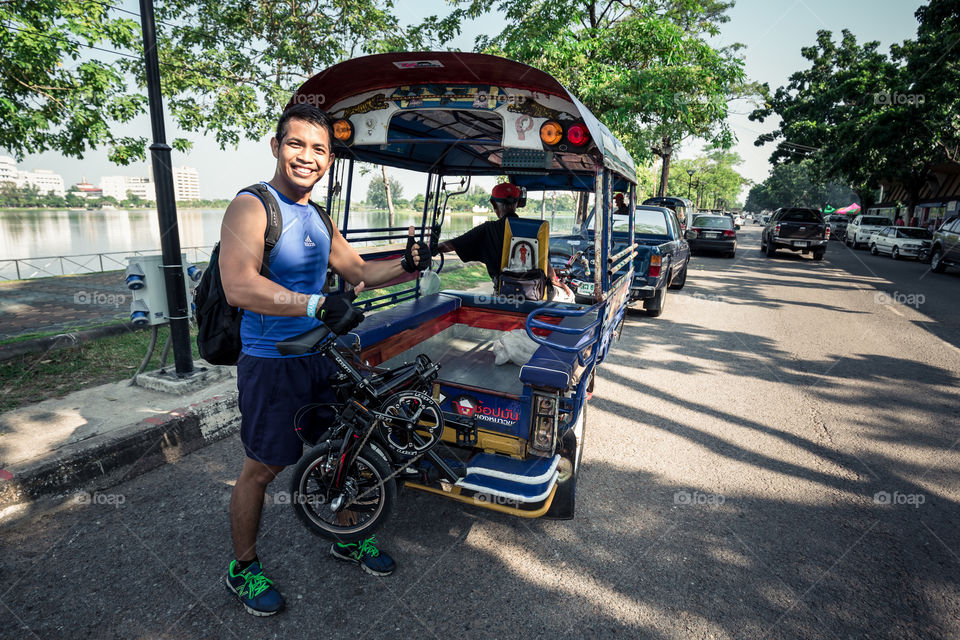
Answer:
[
  {"left": 85, "top": 0, "right": 272, "bottom": 61},
  {"left": 2, "top": 21, "right": 280, "bottom": 92}
]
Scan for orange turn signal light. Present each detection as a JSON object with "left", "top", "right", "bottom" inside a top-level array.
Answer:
[
  {"left": 540, "top": 121, "right": 563, "bottom": 146},
  {"left": 333, "top": 118, "right": 353, "bottom": 142}
]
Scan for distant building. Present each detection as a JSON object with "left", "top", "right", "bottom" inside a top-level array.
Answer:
[
  {"left": 70, "top": 178, "right": 102, "bottom": 199},
  {"left": 100, "top": 175, "right": 156, "bottom": 202},
  {"left": 172, "top": 166, "right": 200, "bottom": 201},
  {"left": 18, "top": 169, "right": 66, "bottom": 197},
  {"left": 0, "top": 156, "right": 17, "bottom": 185}
]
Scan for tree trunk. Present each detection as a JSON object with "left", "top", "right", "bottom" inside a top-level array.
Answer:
[
  {"left": 657, "top": 136, "right": 672, "bottom": 198},
  {"left": 576, "top": 192, "right": 590, "bottom": 227},
  {"left": 381, "top": 164, "right": 395, "bottom": 227},
  {"left": 540, "top": 192, "right": 547, "bottom": 220}
]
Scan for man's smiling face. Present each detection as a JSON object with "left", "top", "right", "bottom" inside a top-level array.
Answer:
[{"left": 270, "top": 117, "right": 334, "bottom": 196}]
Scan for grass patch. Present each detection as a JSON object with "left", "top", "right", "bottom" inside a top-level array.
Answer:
[
  {"left": 0, "top": 321, "right": 124, "bottom": 346},
  {"left": 354, "top": 263, "right": 490, "bottom": 308},
  {"left": 0, "top": 266, "right": 490, "bottom": 412},
  {"left": 0, "top": 326, "right": 200, "bottom": 414}
]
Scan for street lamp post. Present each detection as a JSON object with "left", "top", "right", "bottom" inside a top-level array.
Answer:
[
  {"left": 139, "top": 0, "right": 193, "bottom": 376},
  {"left": 686, "top": 169, "right": 695, "bottom": 199}
]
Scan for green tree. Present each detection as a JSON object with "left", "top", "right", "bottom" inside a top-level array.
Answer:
[
  {"left": 463, "top": 0, "right": 750, "bottom": 194},
  {"left": 744, "top": 160, "right": 857, "bottom": 212},
  {"left": 366, "top": 175, "right": 404, "bottom": 210},
  {"left": 1, "top": 1, "right": 461, "bottom": 163},
  {"left": 0, "top": 0, "right": 147, "bottom": 163},
  {"left": 749, "top": 6, "right": 960, "bottom": 217}
]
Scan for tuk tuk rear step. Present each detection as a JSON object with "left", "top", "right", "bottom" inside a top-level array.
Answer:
[
  {"left": 455, "top": 471, "right": 558, "bottom": 503},
  {"left": 464, "top": 452, "right": 560, "bottom": 484}
]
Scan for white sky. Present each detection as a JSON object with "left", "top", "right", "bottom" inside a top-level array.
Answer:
[{"left": 8, "top": 0, "right": 925, "bottom": 201}]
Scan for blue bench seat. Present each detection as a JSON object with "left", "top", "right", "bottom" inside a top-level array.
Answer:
[{"left": 520, "top": 313, "right": 596, "bottom": 389}]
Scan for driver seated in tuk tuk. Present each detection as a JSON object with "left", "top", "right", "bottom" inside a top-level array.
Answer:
[{"left": 434, "top": 182, "right": 571, "bottom": 299}]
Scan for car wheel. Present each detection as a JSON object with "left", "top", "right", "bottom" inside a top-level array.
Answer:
[
  {"left": 812, "top": 250, "right": 824, "bottom": 261},
  {"left": 930, "top": 247, "right": 947, "bottom": 273},
  {"left": 870, "top": 243, "right": 878, "bottom": 256},
  {"left": 668, "top": 264, "right": 687, "bottom": 290},
  {"left": 727, "top": 251, "right": 736, "bottom": 259},
  {"left": 852, "top": 236, "right": 860, "bottom": 249},
  {"left": 643, "top": 286, "right": 667, "bottom": 317},
  {"left": 892, "top": 246, "right": 900, "bottom": 260},
  {"left": 765, "top": 241, "right": 777, "bottom": 257}
]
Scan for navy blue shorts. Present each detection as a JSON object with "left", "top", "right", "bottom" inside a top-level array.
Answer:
[{"left": 236, "top": 352, "right": 339, "bottom": 467}]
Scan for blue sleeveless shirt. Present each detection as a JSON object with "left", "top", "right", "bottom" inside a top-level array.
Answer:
[{"left": 239, "top": 182, "right": 331, "bottom": 358}]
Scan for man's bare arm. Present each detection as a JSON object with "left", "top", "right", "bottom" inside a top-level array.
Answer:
[
  {"left": 328, "top": 226, "right": 426, "bottom": 288},
  {"left": 218, "top": 194, "right": 314, "bottom": 316}
]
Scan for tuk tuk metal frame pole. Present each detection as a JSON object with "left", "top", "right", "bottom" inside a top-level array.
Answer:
[{"left": 139, "top": 0, "right": 193, "bottom": 376}]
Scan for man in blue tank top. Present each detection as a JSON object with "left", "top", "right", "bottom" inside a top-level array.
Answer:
[{"left": 218, "top": 104, "right": 429, "bottom": 616}]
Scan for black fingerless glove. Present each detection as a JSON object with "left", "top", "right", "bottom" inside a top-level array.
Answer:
[
  {"left": 315, "top": 293, "right": 364, "bottom": 335},
  {"left": 400, "top": 233, "right": 431, "bottom": 273}
]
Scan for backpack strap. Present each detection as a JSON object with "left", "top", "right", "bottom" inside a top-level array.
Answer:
[
  {"left": 307, "top": 201, "right": 334, "bottom": 243},
  {"left": 240, "top": 183, "right": 283, "bottom": 277}
]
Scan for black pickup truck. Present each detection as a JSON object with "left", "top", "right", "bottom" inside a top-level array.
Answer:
[{"left": 761, "top": 207, "right": 829, "bottom": 260}]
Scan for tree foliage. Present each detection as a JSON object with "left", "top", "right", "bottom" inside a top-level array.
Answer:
[
  {"left": 461, "top": 0, "right": 749, "bottom": 167},
  {"left": 0, "top": 0, "right": 146, "bottom": 163},
  {"left": 366, "top": 174, "right": 404, "bottom": 210},
  {"left": 749, "top": 0, "right": 960, "bottom": 214},
  {"left": 1, "top": 0, "right": 462, "bottom": 164},
  {"left": 665, "top": 151, "right": 749, "bottom": 208},
  {"left": 743, "top": 160, "right": 858, "bottom": 212}
]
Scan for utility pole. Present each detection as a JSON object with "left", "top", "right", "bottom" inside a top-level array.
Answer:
[
  {"left": 686, "top": 169, "right": 695, "bottom": 199},
  {"left": 139, "top": 0, "right": 194, "bottom": 376}
]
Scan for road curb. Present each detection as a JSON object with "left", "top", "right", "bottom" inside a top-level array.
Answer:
[
  {"left": 0, "top": 322, "right": 144, "bottom": 363},
  {"left": 0, "top": 393, "right": 240, "bottom": 510}
]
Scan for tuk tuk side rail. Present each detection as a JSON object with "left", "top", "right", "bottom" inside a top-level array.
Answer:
[{"left": 524, "top": 304, "right": 603, "bottom": 366}]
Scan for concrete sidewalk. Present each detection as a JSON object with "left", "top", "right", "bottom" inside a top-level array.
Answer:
[{"left": 0, "top": 363, "right": 240, "bottom": 512}]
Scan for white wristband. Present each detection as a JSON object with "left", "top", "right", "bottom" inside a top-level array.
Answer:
[{"left": 306, "top": 293, "right": 322, "bottom": 318}]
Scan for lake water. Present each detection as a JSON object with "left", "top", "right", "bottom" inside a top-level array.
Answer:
[{"left": 0, "top": 207, "right": 577, "bottom": 277}]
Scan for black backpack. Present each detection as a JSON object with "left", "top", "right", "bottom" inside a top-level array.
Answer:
[{"left": 194, "top": 183, "right": 333, "bottom": 365}]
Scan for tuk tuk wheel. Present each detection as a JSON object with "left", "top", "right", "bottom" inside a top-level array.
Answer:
[{"left": 545, "top": 404, "right": 586, "bottom": 520}]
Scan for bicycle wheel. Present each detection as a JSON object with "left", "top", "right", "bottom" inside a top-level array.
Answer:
[{"left": 290, "top": 439, "right": 396, "bottom": 543}]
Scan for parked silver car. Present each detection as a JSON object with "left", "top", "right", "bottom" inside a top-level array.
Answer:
[{"left": 869, "top": 226, "right": 933, "bottom": 260}]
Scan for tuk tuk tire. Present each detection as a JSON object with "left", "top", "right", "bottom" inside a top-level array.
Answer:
[
  {"left": 290, "top": 439, "right": 396, "bottom": 544},
  {"left": 644, "top": 287, "right": 666, "bottom": 317},
  {"left": 668, "top": 264, "right": 687, "bottom": 290}
]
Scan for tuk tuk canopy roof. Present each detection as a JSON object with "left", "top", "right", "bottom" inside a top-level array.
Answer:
[{"left": 290, "top": 52, "right": 637, "bottom": 190}]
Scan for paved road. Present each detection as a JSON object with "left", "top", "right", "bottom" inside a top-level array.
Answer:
[{"left": 2, "top": 226, "right": 959, "bottom": 639}]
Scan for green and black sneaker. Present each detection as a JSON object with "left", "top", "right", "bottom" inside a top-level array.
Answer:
[
  {"left": 330, "top": 535, "right": 396, "bottom": 576},
  {"left": 225, "top": 560, "right": 285, "bottom": 616}
]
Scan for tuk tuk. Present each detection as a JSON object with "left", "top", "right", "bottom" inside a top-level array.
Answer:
[{"left": 280, "top": 52, "right": 638, "bottom": 540}]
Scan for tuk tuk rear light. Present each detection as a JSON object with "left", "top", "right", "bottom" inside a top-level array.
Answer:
[
  {"left": 649, "top": 254, "right": 662, "bottom": 277},
  {"left": 332, "top": 118, "right": 354, "bottom": 142},
  {"left": 530, "top": 392, "right": 559, "bottom": 457},
  {"left": 565, "top": 123, "right": 590, "bottom": 146},
  {"left": 540, "top": 121, "right": 563, "bottom": 146}
]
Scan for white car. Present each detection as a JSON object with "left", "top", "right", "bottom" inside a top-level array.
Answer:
[
  {"left": 869, "top": 226, "right": 933, "bottom": 260},
  {"left": 846, "top": 214, "right": 894, "bottom": 249}
]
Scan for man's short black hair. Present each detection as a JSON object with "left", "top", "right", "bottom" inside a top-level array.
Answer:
[{"left": 275, "top": 104, "right": 334, "bottom": 145}]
